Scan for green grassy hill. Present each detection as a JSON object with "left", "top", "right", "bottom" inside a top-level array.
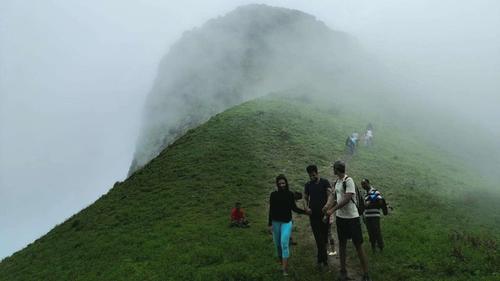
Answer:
[{"left": 1, "top": 95, "right": 499, "bottom": 281}]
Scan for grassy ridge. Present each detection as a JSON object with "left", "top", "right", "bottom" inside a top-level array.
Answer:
[{"left": 1, "top": 95, "right": 498, "bottom": 280}]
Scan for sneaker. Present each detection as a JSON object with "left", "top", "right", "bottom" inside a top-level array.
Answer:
[
  {"left": 316, "top": 262, "right": 326, "bottom": 272},
  {"left": 282, "top": 270, "right": 289, "bottom": 277},
  {"left": 328, "top": 250, "right": 337, "bottom": 256},
  {"left": 360, "top": 274, "right": 372, "bottom": 281},
  {"left": 338, "top": 270, "right": 350, "bottom": 281}
]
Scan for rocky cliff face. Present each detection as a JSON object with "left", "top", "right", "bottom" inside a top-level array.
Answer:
[{"left": 129, "top": 4, "right": 362, "bottom": 174}]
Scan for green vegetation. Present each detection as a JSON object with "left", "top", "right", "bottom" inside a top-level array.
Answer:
[{"left": 1, "top": 95, "right": 498, "bottom": 280}]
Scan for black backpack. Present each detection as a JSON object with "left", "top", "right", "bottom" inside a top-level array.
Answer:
[
  {"left": 380, "top": 197, "right": 389, "bottom": 215},
  {"left": 336, "top": 177, "right": 365, "bottom": 216}
]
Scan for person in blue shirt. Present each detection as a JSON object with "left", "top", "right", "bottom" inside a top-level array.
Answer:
[{"left": 361, "top": 179, "right": 385, "bottom": 253}]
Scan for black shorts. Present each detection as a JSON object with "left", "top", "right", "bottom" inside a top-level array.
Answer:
[{"left": 336, "top": 217, "right": 363, "bottom": 245}]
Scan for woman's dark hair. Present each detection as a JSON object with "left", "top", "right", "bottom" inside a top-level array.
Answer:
[
  {"left": 306, "top": 165, "right": 318, "bottom": 174},
  {"left": 275, "top": 174, "right": 289, "bottom": 190}
]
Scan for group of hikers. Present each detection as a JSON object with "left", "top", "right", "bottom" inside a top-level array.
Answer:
[
  {"left": 230, "top": 124, "right": 387, "bottom": 280},
  {"left": 266, "top": 161, "right": 387, "bottom": 281},
  {"left": 346, "top": 123, "right": 374, "bottom": 155}
]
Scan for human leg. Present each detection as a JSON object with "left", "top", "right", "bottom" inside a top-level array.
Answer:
[
  {"left": 272, "top": 221, "right": 283, "bottom": 259},
  {"left": 374, "top": 217, "right": 384, "bottom": 251},
  {"left": 354, "top": 242, "right": 369, "bottom": 275},
  {"left": 280, "top": 221, "right": 293, "bottom": 274},
  {"left": 338, "top": 239, "right": 348, "bottom": 272},
  {"left": 327, "top": 221, "right": 337, "bottom": 255},
  {"left": 351, "top": 217, "right": 369, "bottom": 277},
  {"left": 318, "top": 218, "right": 329, "bottom": 263},
  {"left": 365, "top": 218, "right": 377, "bottom": 252},
  {"left": 336, "top": 217, "right": 349, "bottom": 277},
  {"left": 310, "top": 216, "right": 327, "bottom": 264}
]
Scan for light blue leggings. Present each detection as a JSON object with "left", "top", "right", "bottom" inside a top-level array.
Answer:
[{"left": 272, "top": 220, "right": 293, "bottom": 259}]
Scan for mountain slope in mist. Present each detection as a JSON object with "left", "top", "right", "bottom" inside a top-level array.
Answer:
[
  {"left": 129, "top": 3, "right": 500, "bottom": 182},
  {"left": 1, "top": 95, "right": 498, "bottom": 281},
  {"left": 129, "top": 4, "right": 365, "bottom": 174}
]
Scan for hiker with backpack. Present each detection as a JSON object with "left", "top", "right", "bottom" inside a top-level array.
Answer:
[
  {"left": 345, "top": 135, "right": 355, "bottom": 155},
  {"left": 361, "top": 179, "right": 386, "bottom": 253},
  {"left": 326, "top": 161, "right": 371, "bottom": 281},
  {"left": 268, "top": 174, "right": 310, "bottom": 276},
  {"left": 364, "top": 129, "right": 373, "bottom": 147},
  {"left": 304, "top": 164, "right": 334, "bottom": 268}
]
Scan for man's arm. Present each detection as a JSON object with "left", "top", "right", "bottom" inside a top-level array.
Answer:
[
  {"left": 322, "top": 187, "right": 336, "bottom": 212},
  {"left": 304, "top": 183, "right": 310, "bottom": 208},
  {"left": 326, "top": 192, "right": 353, "bottom": 215},
  {"left": 303, "top": 193, "right": 313, "bottom": 214},
  {"left": 291, "top": 193, "right": 307, "bottom": 214}
]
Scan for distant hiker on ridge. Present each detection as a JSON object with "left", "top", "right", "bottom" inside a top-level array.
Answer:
[
  {"left": 304, "top": 164, "right": 334, "bottom": 268},
  {"left": 346, "top": 134, "right": 356, "bottom": 155},
  {"left": 362, "top": 179, "right": 385, "bottom": 253},
  {"left": 268, "top": 174, "right": 309, "bottom": 276},
  {"left": 364, "top": 128, "right": 373, "bottom": 147},
  {"left": 326, "top": 161, "right": 372, "bottom": 281}
]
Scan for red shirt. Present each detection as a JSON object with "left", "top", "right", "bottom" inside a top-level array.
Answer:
[{"left": 231, "top": 208, "right": 245, "bottom": 221}]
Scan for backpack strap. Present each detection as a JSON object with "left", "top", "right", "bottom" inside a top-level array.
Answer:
[
  {"left": 340, "top": 176, "right": 358, "bottom": 207},
  {"left": 341, "top": 176, "right": 350, "bottom": 191},
  {"left": 333, "top": 179, "right": 338, "bottom": 200},
  {"left": 336, "top": 177, "right": 363, "bottom": 215},
  {"left": 347, "top": 177, "right": 364, "bottom": 215}
]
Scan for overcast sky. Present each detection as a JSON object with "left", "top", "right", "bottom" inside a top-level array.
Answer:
[{"left": 1, "top": 0, "right": 499, "bottom": 260}]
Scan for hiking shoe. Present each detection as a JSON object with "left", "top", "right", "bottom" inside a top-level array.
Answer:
[
  {"left": 316, "top": 262, "right": 327, "bottom": 272},
  {"left": 338, "top": 270, "right": 351, "bottom": 281},
  {"left": 360, "top": 274, "right": 372, "bottom": 281}
]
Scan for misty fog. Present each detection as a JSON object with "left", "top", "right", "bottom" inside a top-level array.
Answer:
[{"left": 1, "top": 0, "right": 499, "bottom": 260}]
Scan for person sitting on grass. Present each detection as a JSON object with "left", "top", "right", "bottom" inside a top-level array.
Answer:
[{"left": 230, "top": 202, "right": 249, "bottom": 228}]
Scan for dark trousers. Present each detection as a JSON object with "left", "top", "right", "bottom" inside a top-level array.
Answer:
[
  {"left": 365, "top": 217, "right": 384, "bottom": 250},
  {"left": 309, "top": 215, "right": 329, "bottom": 264}
]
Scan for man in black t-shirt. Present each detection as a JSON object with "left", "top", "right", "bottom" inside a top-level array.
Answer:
[{"left": 304, "top": 164, "right": 334, "bottom": 267}]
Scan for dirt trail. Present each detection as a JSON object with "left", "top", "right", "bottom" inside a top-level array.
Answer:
[
  {"left": 291, "top": 150, "right": 365, "bottom": 280},
  {"left": 293, "top": 213, "right": 363, "bottom": 281}
]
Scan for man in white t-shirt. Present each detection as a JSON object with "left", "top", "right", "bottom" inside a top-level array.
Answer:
[
  {"left": 364, "top": 129, "right": 373, "bottom": 147},
  {"left": 326, "top": 161, "right": 371, "bottom": 281}
]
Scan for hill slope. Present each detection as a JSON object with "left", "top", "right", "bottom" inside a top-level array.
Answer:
[
  {"left": 1, "top": 95, "right": 499, "bottom": 281},
  {"left": 129, "top": 4, "right": 366, "bottom": 174}
]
